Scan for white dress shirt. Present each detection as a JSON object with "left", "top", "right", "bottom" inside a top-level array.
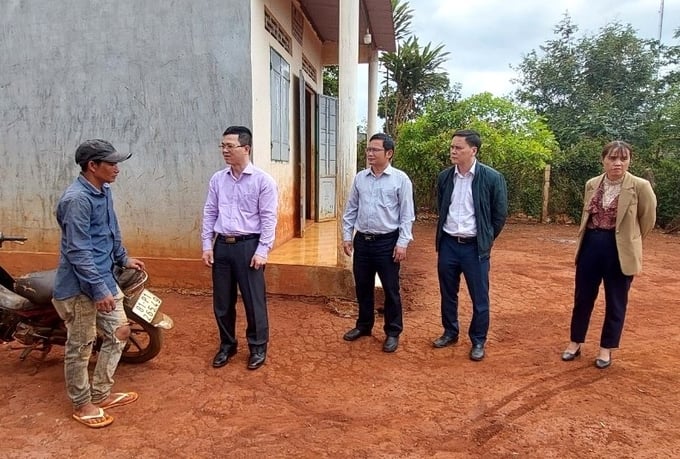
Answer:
[{"left": 443, "top": 160, "right": 477, "bottom": 237}]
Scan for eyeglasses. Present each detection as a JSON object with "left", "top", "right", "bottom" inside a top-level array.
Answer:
[
  {"left": 365, "top": 147, "right": 385, "bottom": 153},
  {"left": 220, "top": 144, "right": 245, "bottom": 150}
]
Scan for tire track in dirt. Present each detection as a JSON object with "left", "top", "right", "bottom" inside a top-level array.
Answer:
[{"left": 469, "top": 369, "right": 607, "bottom": 446}]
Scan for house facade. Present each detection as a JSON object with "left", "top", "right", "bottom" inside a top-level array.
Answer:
[{"left": 0, "top": 0, "right": 394, "bottom": 293}]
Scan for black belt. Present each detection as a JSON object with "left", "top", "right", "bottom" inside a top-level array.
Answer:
[
  {"left": 444, "top": 233, "right": 477, "bottom": 244},
  {"left": 217, "top": 233, "right": 260, "bottom": 243},
  {"left": 356, "top": 230, "right": 399, "bottom": 241}
]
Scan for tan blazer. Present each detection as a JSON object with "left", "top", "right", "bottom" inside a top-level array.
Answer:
[{"left": 575, "top": 172, "right": 656, "bottom": 276}]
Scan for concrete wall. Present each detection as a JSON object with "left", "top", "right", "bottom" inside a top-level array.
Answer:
[{"left": 0, "top": 0, "right": 252, "bottom": 259}]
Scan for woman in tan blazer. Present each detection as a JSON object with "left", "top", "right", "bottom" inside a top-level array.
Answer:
[{"left": 561, "top": 141, "right": 656, "bottom": 368}]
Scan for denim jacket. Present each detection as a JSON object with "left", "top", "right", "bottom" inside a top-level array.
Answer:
[{"left": 53, "top": 175, "right": 128, "bottom": 301}]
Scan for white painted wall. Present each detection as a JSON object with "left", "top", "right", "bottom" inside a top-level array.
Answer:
[{"left": 251, "top": 0, "right": 324, "bottom": 233}]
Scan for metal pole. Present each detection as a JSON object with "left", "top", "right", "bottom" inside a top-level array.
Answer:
[{"left": 658, "top": 0, "right": 665, "bottom": 42}]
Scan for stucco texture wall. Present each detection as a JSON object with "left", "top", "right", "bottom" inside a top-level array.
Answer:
[{"left": 0, "top": 0, "right": 252, "bottom": 258}]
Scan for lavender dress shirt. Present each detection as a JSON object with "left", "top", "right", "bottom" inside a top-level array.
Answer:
[{"left": 201, "top": 162, "right": 278, "bottom": 258}]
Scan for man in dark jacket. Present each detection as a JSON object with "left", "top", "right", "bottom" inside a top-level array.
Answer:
[{"left": 432, "top": 129, "right": 508, "bottom": 361}]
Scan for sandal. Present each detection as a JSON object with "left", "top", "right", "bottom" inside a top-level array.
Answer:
[
  {"left": 72, "top": 408, "right": 114, "bottom": 428},
  {"left": 98, "top": 392, "right": 139, "bottom": 410}
]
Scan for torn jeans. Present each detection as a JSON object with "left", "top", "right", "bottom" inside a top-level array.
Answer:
[{"left": 52, "top": 287, "right": 127, "bottom": 408}]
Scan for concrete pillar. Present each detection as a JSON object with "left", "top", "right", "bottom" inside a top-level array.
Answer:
[
  {"left": 336, "top": 0, "right": 359, "bottom": 268},
  {"left": 367, "top": 49, "right": 379, "bottom": 138}
]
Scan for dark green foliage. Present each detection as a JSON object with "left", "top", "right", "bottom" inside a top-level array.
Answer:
[
  {"left": 651, "top": 158, "right": 680, "bottom": 227},
  {"left": 503, "top": 159, "right": 545, "bottom": 218},
  {"left": 513, "top": 15, "right": 680, "bottom": 227},
  {"left": 392, "top": 123, "right": 451, "bottom": 210},
  {"left": 323, "top": 66, "right": 338, "bottom": 97},
  {"left": 549, "top": 138, "right": 606, "bottom": 221},
  {"left": 513, "top": 17, "right": 661, "bottom": 147},
  {"left": 395, "top": 93, "right": 556, "bottom": 215}
]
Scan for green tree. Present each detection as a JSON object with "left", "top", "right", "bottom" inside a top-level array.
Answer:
[
  {"left": 322, "top": 65, "right": 338, "bottom": 97},
  {"left": 513, "top": 15, "right": 662, "bottom": 148},
  {"left": 513, "top": 15, "right": 680, "bottom": 225},
  {"left": 549, "top": 137, "right": 606, "bottom": 221},
  {"left": 643, "top": 81, "right": 680, "bottom": 227},
  {"left": 394, "top": 93, "right": 556, "bottom": 213}
]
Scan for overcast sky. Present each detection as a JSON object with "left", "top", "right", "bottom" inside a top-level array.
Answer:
[{"left": 358, "top": 0, "right": 679, "bottom": 124}]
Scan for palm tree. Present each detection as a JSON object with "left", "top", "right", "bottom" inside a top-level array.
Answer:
[
  {"left": 378, "top": 0, "right": 450, "bottom": 135},
  {"left": 391, "top": 0, "right": 413, "bottom": 42},
  {"left": 380, "top": 35, "right": 450, "bottom": 135}
]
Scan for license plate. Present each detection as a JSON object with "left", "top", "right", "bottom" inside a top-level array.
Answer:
[{"left": 131, "top": 289, "right": 163, "bottom": 323}]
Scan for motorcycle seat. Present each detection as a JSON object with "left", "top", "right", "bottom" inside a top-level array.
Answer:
[
  {"left": 7, "top": 268, "right": 147, "bottom": 309},
  {"left": 14, "top": 270, "right": 56, "bottom": 306},
  {"left": 114, "top": 267, "right": 148, "bottom": 296},
  {"left": 0, "top": 283, "right": 39, "bottom": 311}
]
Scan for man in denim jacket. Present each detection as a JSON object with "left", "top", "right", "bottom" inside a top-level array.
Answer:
[{"left": 53, "top": 139, "right": 144, "bottom": 428}]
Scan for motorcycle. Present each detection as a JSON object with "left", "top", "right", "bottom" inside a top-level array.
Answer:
[{"left": 0, "top": 231, "right": 173, "bottom": 369}]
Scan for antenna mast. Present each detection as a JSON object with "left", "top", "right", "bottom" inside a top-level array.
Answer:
[{"left": 658, "top": 0, "right": 665, "bottom": 42}]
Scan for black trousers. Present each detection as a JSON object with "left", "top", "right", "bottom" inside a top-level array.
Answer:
[
  {"left": 352, "top": 231, "right": 403, "bottom": 337},
  {"left": 570, "top": 229, "right": 633, "bottom": 348},
  {"left": 212, "top": 237, "right": 268, "bottom": 352}
]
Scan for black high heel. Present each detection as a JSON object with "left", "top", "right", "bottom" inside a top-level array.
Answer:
[
  {"left": 595, "top": 350, "right": 612, "bottom": 369},
  {"left": 561, "top": 345, "right": 581, "bottom": 361}
]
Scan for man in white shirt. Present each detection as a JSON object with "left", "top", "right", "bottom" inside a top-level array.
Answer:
[
  {"left": 341, "top": 133, "right": 415, "bottom": 353},
  {"left": 433, "top": 129, "right": 508, "bottom": 361}
]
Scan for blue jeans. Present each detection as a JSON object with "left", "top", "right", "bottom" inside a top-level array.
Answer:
[
  {"left": 437, "top": 235, "right": 491, "bottom": 345},
  {"left": 52, "top": 287, "right": 127, "bottom": 408}
]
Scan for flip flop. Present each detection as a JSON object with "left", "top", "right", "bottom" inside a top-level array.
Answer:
[
  {"left": 72, "top": 408, "right": 114, "bottom": 428},
  {"left": 98, "top": 391, "right": 139, "bottom": 410}
]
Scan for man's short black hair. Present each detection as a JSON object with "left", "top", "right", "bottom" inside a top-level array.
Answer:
[
  {"left": 369, "top": 132, "right": 395, "bottom": 152},
  {"left": 453, "top": 129, "right": 482, "bottom": 151},
  {"left": 223, "top": 126, "right": 253, "bottom": 147}
]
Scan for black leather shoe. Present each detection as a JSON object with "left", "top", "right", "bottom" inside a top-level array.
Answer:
[
  {"left": 212, "top": 347, "right": 237, "bottom": 368},
  {"left": 343, "top": 328, "right": 371, "bottom": 341},
  {"left": 383, "top": 336, "right": 399, "bottom": 353},
  {"left": 469, "top": 344, "right": 485, "bottom": 361},
  {"left": 247, "top": 351, "right": 267, "bottom": 370},
  {"left": 561, "top": 345, "right": 581, "bottom": 361},
  {"left": 432, "top": 334, "right": 459, "bottom": 348}
]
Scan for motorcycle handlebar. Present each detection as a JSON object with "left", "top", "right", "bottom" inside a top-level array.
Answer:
[{"left": 0, "top": 232, "right": 28, "bottom": 247}]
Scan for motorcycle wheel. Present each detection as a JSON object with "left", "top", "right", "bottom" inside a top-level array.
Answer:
[{"left": 120, "top": 309, "right": 163, "bottom": 364}]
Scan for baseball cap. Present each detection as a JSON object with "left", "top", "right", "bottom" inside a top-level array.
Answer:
[{"left": 74, "top": 139, "right": 132, "bottom": 165}]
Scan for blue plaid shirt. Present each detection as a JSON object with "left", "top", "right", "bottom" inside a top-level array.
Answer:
[{"left": 53, "top": 175, "right": 128, "bottom": 301}]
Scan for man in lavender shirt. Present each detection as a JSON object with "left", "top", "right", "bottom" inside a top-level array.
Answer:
[{"left": 201, "top": 126, "right": 278, "bottom": 370}]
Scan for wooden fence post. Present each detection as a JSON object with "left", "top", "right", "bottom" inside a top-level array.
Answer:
[{"left": 541, "top": 165, "right": 551, "bottom": 223}]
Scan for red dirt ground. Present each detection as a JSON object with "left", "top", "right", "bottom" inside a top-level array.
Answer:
[{"left": 1, "top": 221, "right": 679, "bottom": 458}]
